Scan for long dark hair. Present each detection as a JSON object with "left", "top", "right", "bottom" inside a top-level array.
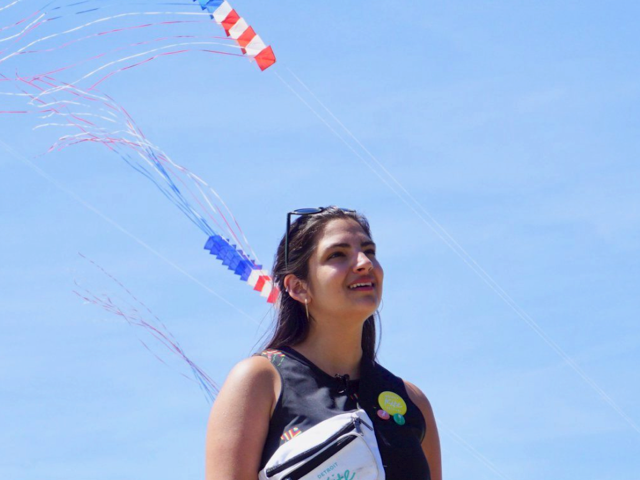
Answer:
[{"left": 264, "top": 207, "right": 380, "bottom": 361}]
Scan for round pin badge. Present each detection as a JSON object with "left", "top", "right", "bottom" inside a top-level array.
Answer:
[
  {"left": 377, "top": 409, "right": 390, "bottom": 420},
  {"left": 378, "top": 391, "right": 408, "bottom": 416},
  {"left": 393, "top": 413, "right": 406, "bottom": 425}
]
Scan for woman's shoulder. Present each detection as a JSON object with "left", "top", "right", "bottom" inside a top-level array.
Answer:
[
  {"left": 205, "top": 356, "right": 282, "bottom": 479},
  {"left": 402, "top": 379, "right": 434, "bottom": 417},
  {"left": 224, "top": 354, "right": 280, "bottom": 390},
  {"left": 214, "top": 355, "right": 280, "bottom": 404},
  {"left": 213, "top": 354, "right": 282, "bottom": 417}
]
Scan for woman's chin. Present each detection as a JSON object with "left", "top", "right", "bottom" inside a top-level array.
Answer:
[{"left": 349, "top": 299, "right": 380, "bottom": 319}]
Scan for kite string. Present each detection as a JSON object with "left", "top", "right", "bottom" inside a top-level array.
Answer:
[
  {"left": 439, "top": 420, "right": 514, "bottom": 480},
  {"left": 276, "top": 69, "right": 640, "bottom": 435}
]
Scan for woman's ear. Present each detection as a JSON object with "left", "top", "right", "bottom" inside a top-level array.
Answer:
[{"left": 283, "top": 274, "right": 311, "bottom": 304}]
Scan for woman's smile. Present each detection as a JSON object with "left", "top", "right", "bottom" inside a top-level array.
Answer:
[{"left": 347, "top": 278, "right": 376, "bottom": 291}]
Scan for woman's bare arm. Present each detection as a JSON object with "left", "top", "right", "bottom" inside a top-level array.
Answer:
[
  {"left": 404, "top": 380, "right": 442, "bottom": 480},
  {"left": 205, "top": 356, "right": 280, "bottom": 480}
]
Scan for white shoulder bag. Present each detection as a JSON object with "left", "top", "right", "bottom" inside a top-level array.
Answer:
[{"left": 259, "top": 409, "right": 385, "bottom": 480}]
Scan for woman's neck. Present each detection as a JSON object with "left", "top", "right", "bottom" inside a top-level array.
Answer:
[{"left": 293, "top": 319, "right": 364, "bottom": 379}]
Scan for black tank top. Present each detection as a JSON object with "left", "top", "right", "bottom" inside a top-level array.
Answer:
[{"left": 258, "top": 346, "right": 431, "bottom": 480}]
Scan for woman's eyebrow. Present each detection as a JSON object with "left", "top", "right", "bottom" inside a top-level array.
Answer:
[{"left": 325, "top": 240, "right": 376, "bottom": 250}]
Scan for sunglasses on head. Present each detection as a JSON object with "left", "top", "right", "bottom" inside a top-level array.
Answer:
[{"left": 285, "top": 207, "right": 356, "bottom": 269}]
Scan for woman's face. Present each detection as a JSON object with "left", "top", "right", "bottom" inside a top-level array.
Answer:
[{"left": 305, "top": 218, "right": 384, "bottom": 322}]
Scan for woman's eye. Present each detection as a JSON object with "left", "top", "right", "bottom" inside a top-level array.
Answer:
[
  {"left": 366, "top": 249, "right": 376, "bottom": 256},
  {"left": 328, "top": 252, "right": 344, "bottom": 259}
]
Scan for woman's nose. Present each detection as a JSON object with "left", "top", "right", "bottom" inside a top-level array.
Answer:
[{"left": 354, "top": 251, "right": 373, "bottom": 271}]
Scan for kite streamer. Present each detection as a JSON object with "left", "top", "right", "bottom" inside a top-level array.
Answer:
[
  {"left": 0, "top": 0, "right": 279, "bottom": 302},
  {"left": 74, "top": 253, "right": 220, "bottom": 403}
]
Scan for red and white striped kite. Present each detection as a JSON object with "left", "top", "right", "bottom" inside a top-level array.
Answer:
[{"left": 196, "top": 0, "right": 276, "bottom": 71}]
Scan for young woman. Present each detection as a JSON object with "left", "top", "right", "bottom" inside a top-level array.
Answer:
[{"left": 205, "top": 207, "right": 441, "bottom": 480}]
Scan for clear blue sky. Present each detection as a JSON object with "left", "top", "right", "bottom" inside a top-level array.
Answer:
[{"left": 1, "top": 1, "right": 639, "bottom": 479}]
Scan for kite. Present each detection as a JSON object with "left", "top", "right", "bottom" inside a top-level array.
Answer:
[
  {"left": 194, "top": 0, "right": 275, "bottom": 71},
  {"left": 0, "top": 0, "right": 279, "bottom": 303}
]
